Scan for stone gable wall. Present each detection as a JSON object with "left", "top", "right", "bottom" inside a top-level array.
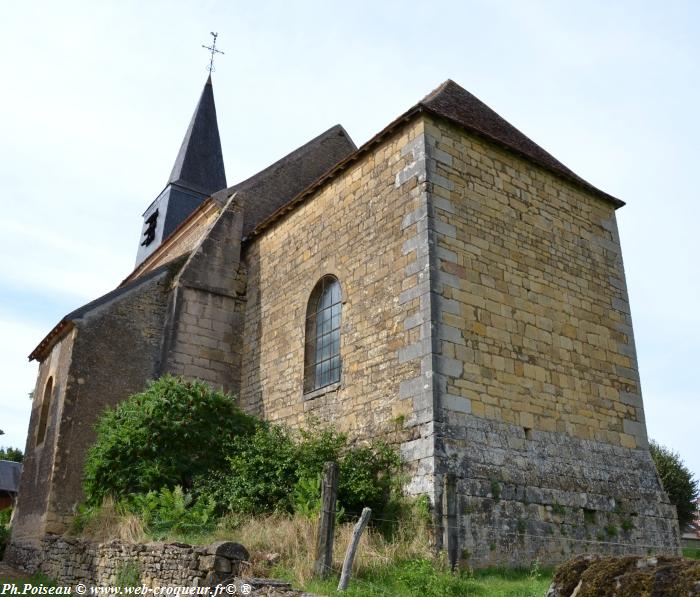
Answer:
[
  {"left": 423, "top": 116, "right": 680, "bottom": 565},
  {"left": 12, "top": 270, "right": 174, "bottom": 542},
  {"left": 11, "top": 331, "right": 77, "bottom": 543},
  {"left": 426, "top": 118, "right": 645, "bottom": 446}
]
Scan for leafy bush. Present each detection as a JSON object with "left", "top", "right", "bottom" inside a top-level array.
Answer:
[
  {"left": 83, "top": 376, "right": 257, "bottom": 504},
  {"left": 0, "top": 508, "right": 11, "bottom": 558},
  {"left": 204, "top": 424, "right": 400, "bottom": 519},
  {"left": 650, "top": 440, "right": 699, "bottom": 529},
  {"left": 82, "top": 376, "right": 401, "bottom": 526},
  {"left": 205, "top": 424, "right": 298, "bottom": 514},
  {"left": 126, "top": 486, "right": 216, "bottom": 539},
  {"left": 291, "top": 474, "right": 322, "bottom": 519},
  {"left": 339, "top": 441, "right": 400, "bottom": 516}
]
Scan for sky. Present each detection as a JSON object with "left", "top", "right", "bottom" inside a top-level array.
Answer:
[{"left": 0, "top": 1, "right": 698, "bottom": 482}]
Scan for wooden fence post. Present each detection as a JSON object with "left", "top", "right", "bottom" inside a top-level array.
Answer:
[
  {"left": 337, "top": 507, "right": 371, "bottom": 591},
  {"left": 314, "top": 461, "right": 339, "bottom": 578},
  {"left": 443, "top": 472, "right": 459, "bottom": 570}
]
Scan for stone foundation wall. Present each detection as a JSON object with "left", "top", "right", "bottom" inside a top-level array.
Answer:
[
  {"left": 5, "top": 536, "right": 248, "bottom": 588},
  {"left": 439, "top": 415, "right": 681, "bottom": 567}
]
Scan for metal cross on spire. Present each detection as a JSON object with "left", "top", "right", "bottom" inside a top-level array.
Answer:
[{"left": 202, "top": 32, "right": 224, "bottom": 73}]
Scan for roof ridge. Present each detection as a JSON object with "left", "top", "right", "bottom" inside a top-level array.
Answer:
[
  {"left": 419, "top": 79, "right": 456, "bottom": 103},
  {"left": 246, "top": 79, "right": 623, "bottom": 239},
  {"left": 230, "top": 124, "right": 356, "bottom": 193},
  {"left": 418, "top": 79, "right": 623, "bottom": 207}
]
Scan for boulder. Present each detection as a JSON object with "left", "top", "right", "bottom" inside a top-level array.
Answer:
[{"left": 547, "top": 554, "right": 700, "bottom": 596}]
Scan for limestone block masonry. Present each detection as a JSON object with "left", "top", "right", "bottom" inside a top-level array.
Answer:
[
  {"left": 12, "top": 266, "right": 178, "bottom": 542},
  {"left": 5, "top": 536, "right": 249, "bottom": 589},
  {"left": 423, "top": 116, "right": 680, "bottom": 565},
  {"left": 239, "top": 121, "right": 428, "bottom": 487}
]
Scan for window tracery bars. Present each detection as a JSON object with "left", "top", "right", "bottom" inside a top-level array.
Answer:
[
  {"left": 304, "top": 276, "right": 341, "bottom": 392},
  {"left": 36, "top": 376, "right": 53, "bottom": 446}
]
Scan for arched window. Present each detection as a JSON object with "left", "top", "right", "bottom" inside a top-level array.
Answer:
[
  {"left": 36, "top": 376, "right": 53, "bottom": 446},
  {"left": 304, "top": 276, "right": 342, "bottom": 393}
]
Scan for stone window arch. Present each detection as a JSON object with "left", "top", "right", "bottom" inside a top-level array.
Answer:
[
  {"left": 304, "top": 276, "right": 342, "bottom": 393},
  {"left": 36, "top": 376, "right": 53, "bottom": 446}
]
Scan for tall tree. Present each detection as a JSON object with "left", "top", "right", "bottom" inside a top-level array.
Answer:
[
  {"left": 0, "top": 447, "right": 23, "bottom": 462},
  {"left": 650, "top": 440, "right": 699, "bottom": 529}
]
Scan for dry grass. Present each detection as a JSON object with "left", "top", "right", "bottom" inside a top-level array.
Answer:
[
  {"left": 69, "top": 497, "right": 147, "bottom": 544},
  {"left": 69, "top": 500, "right": 436, "bottom": 587},
  {"left": 212, "top": 512, "right": 435, "bottom": 586}
]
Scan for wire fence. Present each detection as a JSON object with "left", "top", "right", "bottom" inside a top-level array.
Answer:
[
  {"left": 313, "top": 509, "right": 681, "bottom": 594},
  {"left": 339, "top": 510, "right": 680, "bottom": 551}
]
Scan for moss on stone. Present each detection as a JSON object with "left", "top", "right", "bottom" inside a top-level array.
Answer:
[{"left": 548, "top": 555, "right": 700, "bottom": 596}]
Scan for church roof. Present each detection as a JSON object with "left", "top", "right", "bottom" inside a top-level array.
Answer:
[
  {"left": 418, "top": 80, "right": 623, "bottom": 208},
  {"left": 28, "top": 260, "right": 184, "bottom": 361},
  {"left": 229, "top": 125, "right": 356, "bottom": 237},
  {"left": 125, "top": 124, "right": 356, "bottom": 282},
  {"left": 247, "top": 79, "right": 623, "bottom": 239},
  {"left": 0, "top": 460, "right": 21, "bottom": 494},
  {"left": 166, "top": 75, "right": 226, "bottom": 196}
]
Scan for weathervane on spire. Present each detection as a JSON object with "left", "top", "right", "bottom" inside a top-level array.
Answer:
[{"left": 202, "top": 32, "right": 224, "bottom": 73}]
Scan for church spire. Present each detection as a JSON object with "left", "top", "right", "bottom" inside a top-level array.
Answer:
[
  {"left": 167, "top": 75, "right": 226, "bottom": 195},
  {"left": 135, "top": 76, "right": 227, "bottom": 266}
]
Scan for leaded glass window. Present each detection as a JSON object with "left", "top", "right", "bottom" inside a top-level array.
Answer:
[{"left": 304, "top": 276, "right": 341, "bottom": 393}]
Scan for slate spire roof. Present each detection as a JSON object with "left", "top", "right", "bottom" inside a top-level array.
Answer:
[{"left": 167, "top": 75, "right": 226, "bottom": 195}]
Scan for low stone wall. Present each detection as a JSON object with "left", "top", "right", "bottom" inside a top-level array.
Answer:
[{"left": 5, "top": 535, "right": 248, "bottom": 588}]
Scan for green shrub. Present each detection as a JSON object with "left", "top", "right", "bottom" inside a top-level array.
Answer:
[
  {"left": 82, "top": 376, "right": 401, "bottom": 523},
  {"left": 83, "top": 376, "right": 257, "bottom": 504},
  {"left": 291, "top": 473, "right": 322, "bottom": 519},
  {"left": 338, "top": 441, "right": 400, "bottom": 516},
  {"left": 204, "top": 424, "right": 400, "bottom": 519},
  {"left": 125, "top": 486, "right": 216, "bottom": 539},
  {"left": 115, "top": 561, "right": 141, "bottom": 588},
  {"left": 0, "top": 508, "right": 11, "bottom": 559},
  {"left": 71, "top": 502, "right": 102, "bottom": 534},
  {"left": 295, "top": 428, "right": 346, "bottom": 480},
  {"left": 205, "top": 424, "right": 298, "bottom": 514},
  {"left": 650, "top": 440, "right": 699, "bottom": 529}
]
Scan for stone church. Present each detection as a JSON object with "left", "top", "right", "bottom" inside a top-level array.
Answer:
[{"left": 9, "top": 76, "right": 680, "bottom": 565}]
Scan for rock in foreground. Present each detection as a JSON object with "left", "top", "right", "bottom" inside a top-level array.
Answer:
[{"left": 547, "top": 554, "right": 700, "bottom": 596}]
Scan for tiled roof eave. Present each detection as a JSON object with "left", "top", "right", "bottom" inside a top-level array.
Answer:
[
  {"left": 28, "top": 320, "right": 75, "bottom": 362},
  {"left": 419, "top": 105, "right": 625, "bottom": 209},
  {"left": 245, "top": 105, "right": 623, "bottom": 242}
]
